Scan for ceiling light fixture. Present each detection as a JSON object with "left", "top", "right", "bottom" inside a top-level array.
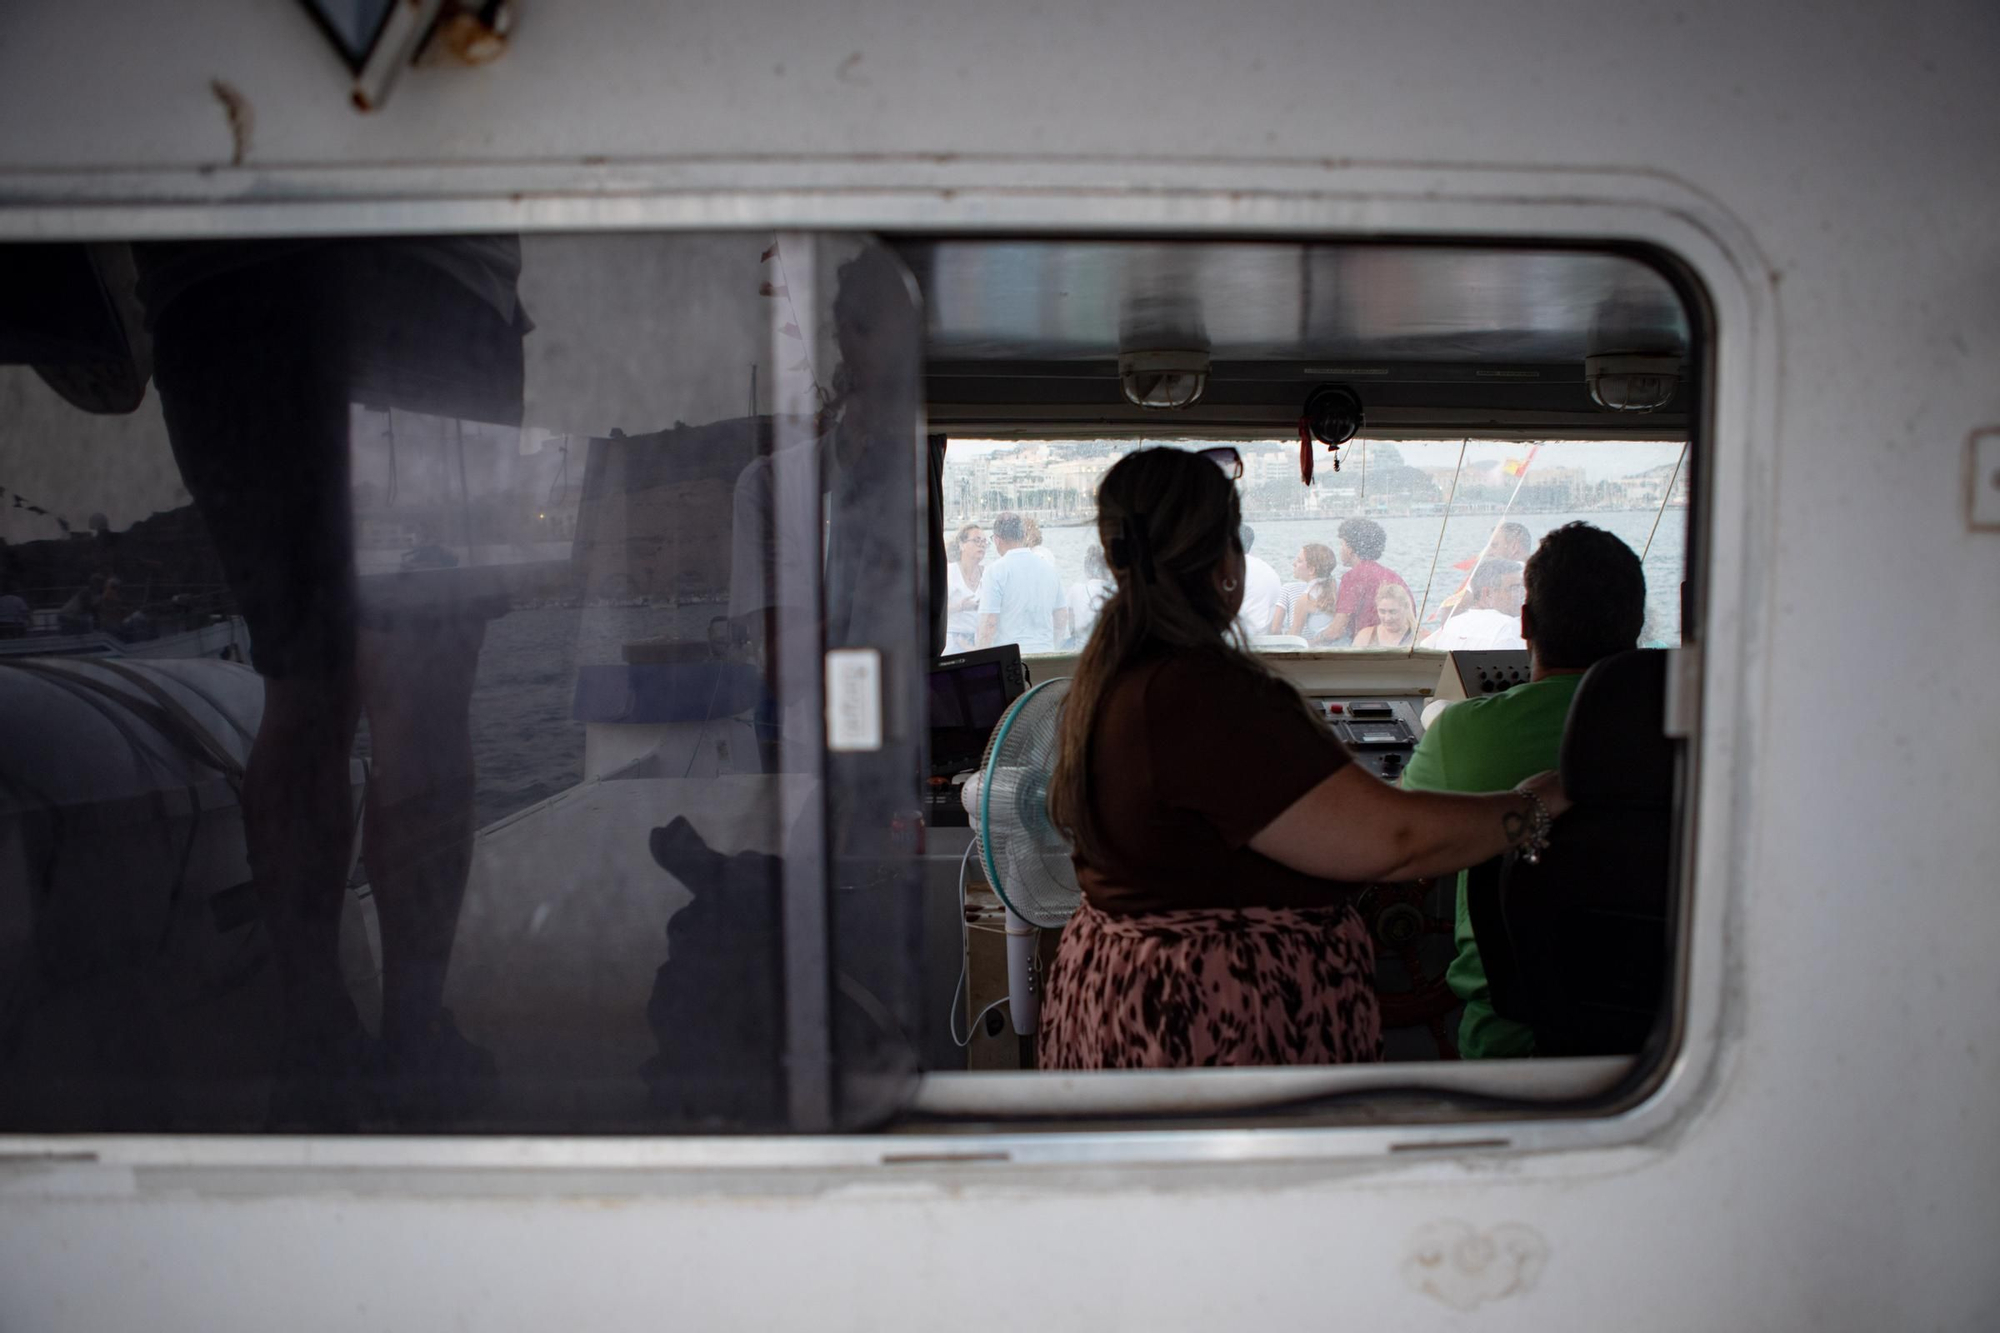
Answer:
[
  {"left": 1119, "top": 349, "right": 1210, "bottom": 410},
  {"left": 1586, "top": 353, "right": 1682, "bottom": 413}
]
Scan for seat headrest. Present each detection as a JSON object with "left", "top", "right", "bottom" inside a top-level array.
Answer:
[{"left": 1559, "top": 649, "right": 1674, "bottom": 807}]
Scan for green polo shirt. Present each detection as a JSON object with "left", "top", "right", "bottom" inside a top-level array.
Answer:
[{"left": 1400, "top": 673, "right": 1583, "bottom": 1060}]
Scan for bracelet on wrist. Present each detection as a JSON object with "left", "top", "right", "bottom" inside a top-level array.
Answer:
[{"left": 1511, "top": 784, "right": 1554, "bottom": 864}]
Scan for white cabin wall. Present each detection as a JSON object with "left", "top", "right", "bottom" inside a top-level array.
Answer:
[{"left": 1, "top": 1, "right": 1997, "bottom": 1327}]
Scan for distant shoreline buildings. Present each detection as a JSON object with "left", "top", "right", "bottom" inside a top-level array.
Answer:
[{"left": 943, "top": 439, "right": 1688, "bottom": 526}]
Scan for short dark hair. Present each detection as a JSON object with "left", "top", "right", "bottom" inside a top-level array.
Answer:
[
  {"left": 1494, "top": 521, "right": 1532, "bottom": 559},
  {"left": 1469, "top": 558, "right": 1521, "bottom": 595},
  {"left": 1338, "top": 517, "right": 1387, "bottom": 561},
  {"left": 993, "top": 512, "right": 1025, "bottom": 543},
  {"left": 1238, "top": 523, "right": 1257, "bottom": 553},
  {"left": 1522, "top": 523, "right": 1646, "bottom": 668}
]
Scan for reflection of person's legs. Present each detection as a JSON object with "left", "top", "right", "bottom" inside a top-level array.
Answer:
[
  {"left": 145, "top": 252, "right": 370, "bottom": 1119},
  {"left": 147, "top": 240, "right": 522, "bottom": 1122},
  {"left": 356, "top": 619, "right": 485, "bottom": 1059},
  {"left": 244, "top": 674, "right": 361, "bottom": 1038}
]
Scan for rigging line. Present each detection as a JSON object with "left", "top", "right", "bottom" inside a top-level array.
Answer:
[
  {"left": 1411, "top": 441, "right": 1469, "bottom": 630},
  {"left": 1641, "top": 440, "right": 1689, "bottom": 565},
  {"left": 547, "top": 437, "right": 569, "bottom": 506},
  {"left": 3, "top": 660, "right": 199, "bottom": 783},
  {"left": 83, "top": 657, "right": 249, "bottom": 785},
  {"left": 1451, "top": 442, "right": 1541, "bottom": 621},
  {"left": 680, "top": 662, "right": 729, "bottom": 779},
  {"left": 0, "top": 664, "right": 205, "bottom": 920},
  {"left": 767, "top": 236, "right": 826, "bottom": 403},
  {"left": 14, "top": 657, "right": 245, "bottom": 786},
  {"left": 156, "top": 662, "right": 257, "bottom": 750},
  {"left": 13, "top": 660, "right": 216, "bottom": 956}
]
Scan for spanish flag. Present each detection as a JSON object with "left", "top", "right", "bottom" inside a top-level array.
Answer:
[{"left": 1501, "top": 445, "right": 1539, "bottom": 477}]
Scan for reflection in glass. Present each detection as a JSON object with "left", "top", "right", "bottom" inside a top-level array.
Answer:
[{"left": 0, "top": 234, "right": 927, "bottom": 1133}]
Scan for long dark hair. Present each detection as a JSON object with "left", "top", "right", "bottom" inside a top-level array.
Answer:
[{"left": 1050, "top": 448, "right": 1252, "bottom": 863}]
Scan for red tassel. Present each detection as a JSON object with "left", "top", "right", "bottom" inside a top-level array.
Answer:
[{"left": 1299, "top": 418, "right": 1314, "bottom": 486}]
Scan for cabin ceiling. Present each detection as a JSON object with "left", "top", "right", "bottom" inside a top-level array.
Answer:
[{"left": 889, "top": 238, "right": 1696, "bottom": 437}]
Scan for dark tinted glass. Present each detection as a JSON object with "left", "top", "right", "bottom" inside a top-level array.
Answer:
[{"left": 0, "top": 233, "right": 927, "bottom": 1132}]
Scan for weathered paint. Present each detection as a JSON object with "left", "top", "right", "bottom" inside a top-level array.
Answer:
[{"left": 0, "top": 0, "right": 1995, "bottom": 1328}]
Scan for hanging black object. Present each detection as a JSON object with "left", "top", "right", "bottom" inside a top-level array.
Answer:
[{"left": 1298, "top": 385, "right": 1364, "bottom": 485}]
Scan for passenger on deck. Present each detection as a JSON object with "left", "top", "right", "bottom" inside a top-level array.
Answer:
[
  {"left": 1491, "top": 521, "right": 1532, "bottom": 560},
  {"left": 1421, "top": 559, "right": 1526, "bottom": 651},
  {"left": 1233, "top": 523, "right": 1283, "bottom": 640},
  {"left": 1270, "top": 541, "right": 1335, "bottom": 635},
  {"left": 1317, "top": 518, "right": 1408, "bottom": 645},
  {"left": 1435, "top": 520, "right": 1534, "bottom": 624},
  {"left": 94, "top": 575, "right": 127, "bottom": 632},
  {"left": 1289, "top": 571, "right": 1338, "bottom": 642},
  {"left": 1351, "top": 581, "right": 1417, "bottom": 648},
  {"left": 1399, "top": 522, "right": 1645, "bottom": 1058},
  {"left": 1039, "top": 448, "right": 1568, "bottom": 1069},
  {"left": 1062, "top": 544, "right": 1112, "bottom": 650},
  {"left": 975, "top": 511, "right": 1065, "bottom": 653},
  {"left": 1022, "top": 514, "right": 1058, "bottom": 568},
  {"left": 944, "top": 522, "right": 986, "bottom": 652}
]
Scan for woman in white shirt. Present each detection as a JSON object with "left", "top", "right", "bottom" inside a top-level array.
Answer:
[
  {"left": 1291, "top": 575, "right": 1338, "bottom": 642},
  {"left": 1064, "top": 545, "right": 1113, "bottom": 649},
  {"left": 945, "top": 523, "right": 987, "bottom": 651}
]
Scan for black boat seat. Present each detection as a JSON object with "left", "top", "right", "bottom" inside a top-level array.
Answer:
[{"left": 1467, "top": 649, "right": 1678, "bottom": 1057}]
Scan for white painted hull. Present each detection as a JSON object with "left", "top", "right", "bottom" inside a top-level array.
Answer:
[{"left": 0, "top": 1, "right": 1994, "bottom": 1328}]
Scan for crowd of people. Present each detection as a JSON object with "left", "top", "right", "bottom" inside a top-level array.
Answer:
[
  {"left": 950, "top": 505, "right": 1547, "bottom": 656},
  {"left": 946, "top": 510, "right": 1109, "bottom": 654}
]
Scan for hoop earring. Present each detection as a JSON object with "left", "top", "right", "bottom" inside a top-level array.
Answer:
[{"left": 1222, "top": 578, "right": 1239, "bottom": 593}]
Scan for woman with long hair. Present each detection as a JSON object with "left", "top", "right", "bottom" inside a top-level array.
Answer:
[
  {"left": 944, "top": 522, "right": 986, "bottom": 651},
  {"left": 1291, "top": 572, "right": 1340, "bottom": 642},
  {"left": 1272, "top": 541, "right": 1336, "bottom": 635},
  {"left": 1041, "top": 447, "right": 1566, "bottom": 1068},
  {"left": 1352, "top": 580, "right": 1417, "bottom": 648}
]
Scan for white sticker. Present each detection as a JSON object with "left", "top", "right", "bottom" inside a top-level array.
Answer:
[{"left": 824, "top": 648, "right": 884, "bottom": 752}]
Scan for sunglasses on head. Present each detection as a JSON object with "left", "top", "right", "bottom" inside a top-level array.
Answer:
[{"left": 1197, "top": 445, "right": 1244, "bottom": 480}]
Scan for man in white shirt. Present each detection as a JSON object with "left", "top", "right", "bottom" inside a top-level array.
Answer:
[
  {"left": 976, "top": 511, "right": 1066, "bottom": 653},
  {"left": 1422, "top": 559, "right": 1527, "bottom": 651},
  {"left": 1234, "top": 524, "right": 1283, "bottom": 641}
]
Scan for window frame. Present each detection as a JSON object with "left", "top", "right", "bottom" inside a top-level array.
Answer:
[{"left": 0, "top": 158, "right": 1765, "bottom": 1180}]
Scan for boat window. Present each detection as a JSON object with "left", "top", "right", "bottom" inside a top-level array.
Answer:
[
  {"left": 0, "top": 233, "right": 930, "bottom": 1133},
  {"left": 0, "top": 229, "right": 1702, "bottom": 1136},
  {"left": 941, "top": 436, "right": 1689, "bottom": 657}
]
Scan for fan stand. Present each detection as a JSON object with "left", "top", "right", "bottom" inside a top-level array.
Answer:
[{"left": 1004, "top": 905, "right": 1042, "bottom": 1036}]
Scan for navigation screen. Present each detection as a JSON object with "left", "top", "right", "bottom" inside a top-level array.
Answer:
[{"left": 928, "top": 661, "right": 1011, "bottom": 772}]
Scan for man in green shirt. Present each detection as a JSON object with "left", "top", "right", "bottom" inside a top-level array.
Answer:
[{"left": 1400, "top": 523, "right": 1647, "bottom": 1059}]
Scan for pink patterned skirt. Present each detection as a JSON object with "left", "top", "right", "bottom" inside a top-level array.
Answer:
[{"left": 1039, "top": 900, "right": 1382, "bottom": 1069}]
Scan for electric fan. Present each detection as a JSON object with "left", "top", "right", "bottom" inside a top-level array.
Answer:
[{"left": 961, "top": 677, "right": 1081, "bottom": 1035}]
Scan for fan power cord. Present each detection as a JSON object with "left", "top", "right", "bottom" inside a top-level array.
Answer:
[{"left": 948, "top": 837, "right": 1010, "bottom": 1048}]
